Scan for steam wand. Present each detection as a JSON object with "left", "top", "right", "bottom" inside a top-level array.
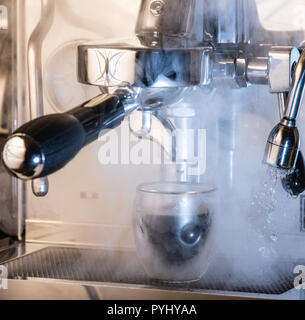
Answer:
[
  {"left": 264, "top": 50, "right": 305, "bottom": 196},
  {"left": 264, "top": 50, "right": 305, "bottom": 170},
  {"left": 277, "top": 94, "right": 305, "bottom": 196},
  {"left": 2, "top": 92, "right": 139, "bottom": 181}
]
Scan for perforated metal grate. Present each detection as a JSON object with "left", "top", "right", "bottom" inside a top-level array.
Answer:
[{"left": 4, "top": 247, "right": 298, "bottom": 295}]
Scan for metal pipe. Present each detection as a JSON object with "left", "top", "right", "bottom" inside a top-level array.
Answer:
[
  {"left": 277, "top": 92, "right": 288, "bottom": 119},
  {"left": 28, "top": 0, "right": 55, "bottom": 119},
  {"left": 284, "top": 50, "right": 305, "bottom": 121},
  {"left": 246, "top": 58, "right": 268, "bottom": 85},
  {"left": 27, "top": 0, "right": 55, "bottom": 197},
  {"left": 15, "top": 0, "right": 27, "bottom": 241}
]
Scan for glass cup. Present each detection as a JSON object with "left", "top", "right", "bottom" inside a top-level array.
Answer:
[{"left": 133, "top": 182, "right": 216, "bottom": 283}]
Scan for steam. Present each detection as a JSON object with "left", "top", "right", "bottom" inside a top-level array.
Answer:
[
  {"left": 203, "top": 83, "right": 305, "bottom": 290},
  {"left": 23, "top": 0, "right": 305, "bottom": 294}
]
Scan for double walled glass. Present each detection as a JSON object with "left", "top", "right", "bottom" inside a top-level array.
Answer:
[{"left": 133, "top": 182, "right": 216, "bottom": 282}]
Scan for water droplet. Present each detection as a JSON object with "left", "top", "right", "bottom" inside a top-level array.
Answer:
[{"left": 248, "top": 167, "right": 287, "bottom": 240}]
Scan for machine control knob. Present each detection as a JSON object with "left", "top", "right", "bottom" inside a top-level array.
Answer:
[{"left": 3, "top": 134, "right": 44, "bottom": 180}]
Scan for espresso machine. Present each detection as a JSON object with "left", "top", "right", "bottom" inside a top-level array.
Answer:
[{"left": 1, "top": 0, "right": 305, "bottom": 300}]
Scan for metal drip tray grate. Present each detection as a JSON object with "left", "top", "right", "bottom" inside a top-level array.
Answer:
[{"left": 4, "top": 247, "right": 298, "bottom": 295}]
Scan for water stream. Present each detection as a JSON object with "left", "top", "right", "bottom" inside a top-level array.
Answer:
[{"left": 249, "top": 167, "right": 294, "bottom": 253}]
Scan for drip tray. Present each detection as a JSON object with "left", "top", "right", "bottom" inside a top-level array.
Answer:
[{"left": 4, "top": 247, "right": 298, "bottom": 296}]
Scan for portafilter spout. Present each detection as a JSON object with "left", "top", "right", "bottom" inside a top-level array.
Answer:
[{"left": 263, "top": 50, "right": 305, "bottom": 170}]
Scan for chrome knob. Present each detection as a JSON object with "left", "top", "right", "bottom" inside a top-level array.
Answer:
[{"left": 2, "top": 134, "right": 44, "bottom": 180}]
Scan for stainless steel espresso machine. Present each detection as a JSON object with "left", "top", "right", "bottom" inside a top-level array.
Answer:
[{"left": 1, "top": 0, "right": 305, "bottom": 300}]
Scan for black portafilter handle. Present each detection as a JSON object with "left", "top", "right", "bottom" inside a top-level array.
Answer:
[{"left": 2, "top": 93, "right": 137, "bottom": 180}]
